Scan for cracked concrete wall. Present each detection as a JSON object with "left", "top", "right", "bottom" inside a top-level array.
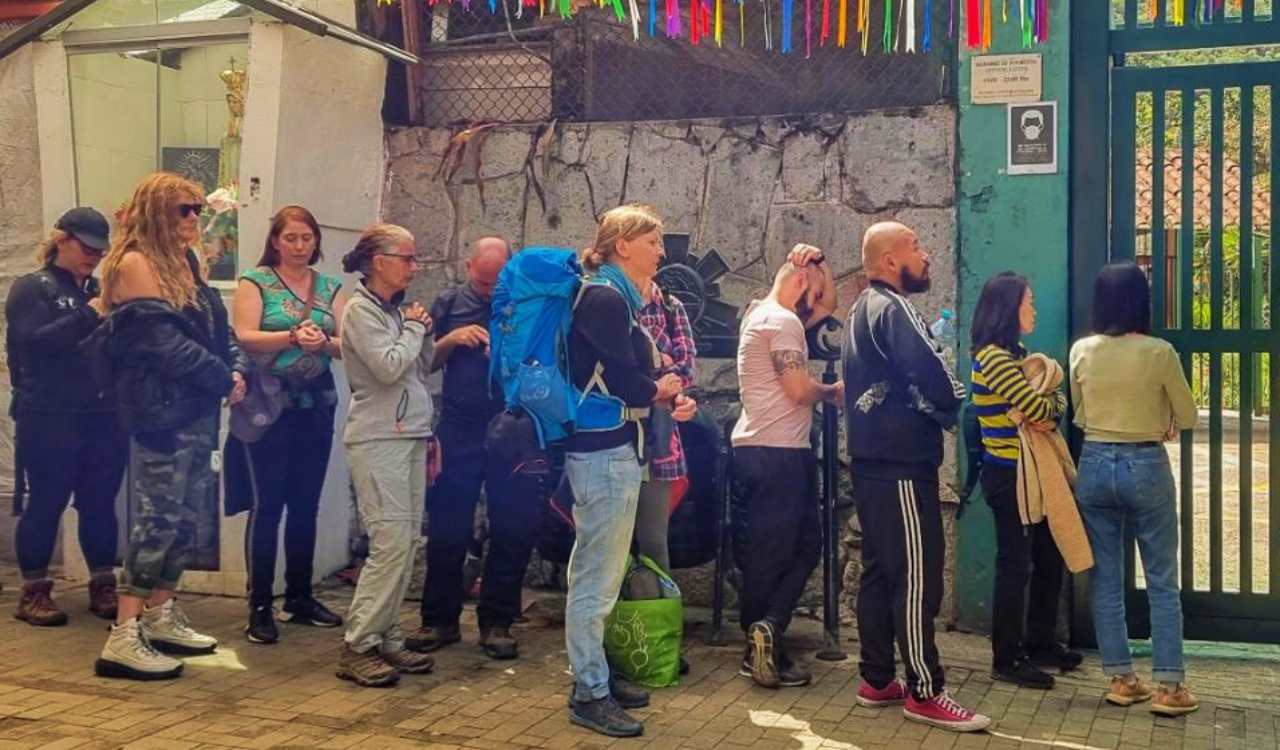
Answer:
[{"left": 385, "top": 106, "right": 961, "bottom": 625}]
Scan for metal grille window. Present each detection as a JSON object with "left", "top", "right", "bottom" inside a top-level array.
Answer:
[{"left": 402, "top": 0, "right": 955, "bottom": 125}]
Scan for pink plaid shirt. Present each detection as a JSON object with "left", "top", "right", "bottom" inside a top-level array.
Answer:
[{"left": 639, "top": 284, "right": 697, "bottom": 481}]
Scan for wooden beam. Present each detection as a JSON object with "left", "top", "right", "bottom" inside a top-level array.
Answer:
[{"left": 401, "top": 0, "right": 423, "bottom": 126}]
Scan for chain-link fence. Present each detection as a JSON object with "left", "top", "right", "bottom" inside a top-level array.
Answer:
[{"left": 413, "top": 0, "right": 955, "bottom": 125}]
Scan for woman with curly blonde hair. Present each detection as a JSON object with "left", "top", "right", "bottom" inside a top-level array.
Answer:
[{"left": 88, "top": 172, "right": 248, "bottom": 681}]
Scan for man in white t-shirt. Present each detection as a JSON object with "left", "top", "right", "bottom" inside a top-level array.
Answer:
[{"left": 731, "top": 244, "right": 843, "bottom": 690}]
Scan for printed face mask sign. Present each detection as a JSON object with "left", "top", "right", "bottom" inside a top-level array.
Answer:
[{"left": 1007, "top": 101, "right": 1058, "bottom": 175}]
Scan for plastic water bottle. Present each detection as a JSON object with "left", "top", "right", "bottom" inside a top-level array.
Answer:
[{"left": 930, "top": 309, "right": 958, "bottom": 372}]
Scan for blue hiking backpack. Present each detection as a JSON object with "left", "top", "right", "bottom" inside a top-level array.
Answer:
[{"left": 488, "top": 247, "right": 641, "bottom": 446}]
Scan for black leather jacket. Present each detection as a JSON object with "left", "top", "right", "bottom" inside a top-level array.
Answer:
[{"left": 87, "top": 272, "right": 248, "bottom": 436}]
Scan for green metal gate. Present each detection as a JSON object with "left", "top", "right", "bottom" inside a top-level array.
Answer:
[{"left": 1082, "top": 0, "right": 1280, "bottom": 643}]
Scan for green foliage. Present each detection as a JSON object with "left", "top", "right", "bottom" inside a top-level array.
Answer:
[{"left": 1131, "top": 47, "right": 1280, "bottom": 190}]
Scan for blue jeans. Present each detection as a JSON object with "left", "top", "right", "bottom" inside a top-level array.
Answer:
[
  {"left": 1076, "top": 441, "right": 1185, "bottom": 683},
  {"left": 564, "top": 443, "right": 643, "bottom": 702}
]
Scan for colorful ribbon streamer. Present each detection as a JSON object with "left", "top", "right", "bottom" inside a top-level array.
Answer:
[
  {"left": 906, "top": 0, "right": 915, "bottom": 52},
  {"left": 782, "top": 0, "right": 793, "bottom": 53},
  {"left": 883, "top": 0, "right": 892, "bottom": 52}
]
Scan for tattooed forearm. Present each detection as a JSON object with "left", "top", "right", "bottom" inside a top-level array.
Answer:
[{"left": 770, "top": 349, "right": 807, "bottom": 374}]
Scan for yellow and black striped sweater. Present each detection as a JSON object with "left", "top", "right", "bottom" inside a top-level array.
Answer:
[{"left": 970, "top": 344, "right": 1067, "bottom": 466}]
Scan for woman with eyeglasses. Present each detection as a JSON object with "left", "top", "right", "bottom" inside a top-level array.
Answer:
[
  {"left": 5, "top": 207, "right": 127, "bottom": 627},
  {"left": 88, "top": 172, "right": 249, "bottom": 681},
  {"left": 334, "top": 223, "right": 436, "bottom": 687},
  {"left": 227, "top": 205, "right": 348, "bottom": 646}
]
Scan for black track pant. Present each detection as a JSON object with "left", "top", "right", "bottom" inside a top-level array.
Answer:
[{"left": 852, "top": 474, "right": 946, "bottom": 700}]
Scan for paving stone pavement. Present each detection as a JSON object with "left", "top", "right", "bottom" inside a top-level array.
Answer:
[{"left": 1, "top": 568, "right": 1278, "bottom": 749}]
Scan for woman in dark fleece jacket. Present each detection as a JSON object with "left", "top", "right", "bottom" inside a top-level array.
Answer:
[
  {"left": 563, "top": 204, "right": 697, "bottom": 740},
  {"left": 88, "top": 172, "right": 248, "bottom": 682}
]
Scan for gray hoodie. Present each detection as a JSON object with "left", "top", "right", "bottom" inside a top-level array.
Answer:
[{"left": 341, "top": 283, "right": 435, "bottom": 445}]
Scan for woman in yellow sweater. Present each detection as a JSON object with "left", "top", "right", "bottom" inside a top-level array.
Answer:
[
  {"left": 1070, "top": 262, "right": 1199, "bottom": 716},
  {"left": 970, "top": 272, "right": 1080, "bottom": 690}
]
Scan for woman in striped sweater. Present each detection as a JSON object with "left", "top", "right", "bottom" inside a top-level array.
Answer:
[{"left": 969, "top": 272, "right": 1081, "bottom": 690}]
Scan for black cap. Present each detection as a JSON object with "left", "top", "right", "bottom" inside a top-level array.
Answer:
[{"left": 54, "top": 207, "right": 110, "bottom": 252}]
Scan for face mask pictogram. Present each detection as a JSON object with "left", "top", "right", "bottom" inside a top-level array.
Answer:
[{"left": 1020, "top": 110, "right": 1045, "bottom": 140}]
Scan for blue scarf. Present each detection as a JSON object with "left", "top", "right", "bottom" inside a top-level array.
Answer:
[{"left": 592, "top": 263, "right": 644, "bottom": 318}]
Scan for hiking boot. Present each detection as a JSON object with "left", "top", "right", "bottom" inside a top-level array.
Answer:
[
  {"left": 679, "top": 655, "right": 690, "bottom": 675},
  {"left": 88, "top": 573, "right": 119, "bottom": 620},
  {"left": 405, "top": 623, "right": 462, "bottom": 653},
  {"left": 1028, "top": 643, "right": 1084, "bottom": 672},
  {"left": 381, "top": 648, "right": 435, "bottom": 674},
  {"left": 904, "top": 692, "right": 992, "bottom": 733},
  {"left": 1105, "top": 674, "right": 1154, "bottom": 707},
  {"left": 857, "top": 678, "right": 910, "bottom": 708},
  {"left": 140, "top": 599, "right": 217, "bottom": 655},
  {"left": 568, "top": 695, "right": 643, "bottom": 738},
  {"left": 746, "top": 620, "right": 780, "bottom": 689},
  {"left": 335, "top": 643, "right": 399, "bottom": 687},
  {"left": 1151, "top": 683, "right": 1199, "bottom": 716},
  {"left": 281, "top": 597, "right": 343, "bottom": 628},
  {"left": 15, "top": 579, "right": 68, "bottom": 627},
  {"left": 992, "top": 657, "right": 1055, "bottom": 689},
  {"left": 245, "top": 605, "right": 279, "bottom": 645},
  {"left": 479, "top": 627, "right": 519, "bottom": 660},
  {"left": 94, "top": 618, "right": 184, "bottom": 681}
]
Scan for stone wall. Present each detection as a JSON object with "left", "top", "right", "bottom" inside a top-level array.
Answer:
[
  {"left": 383, "top": 105, "right": 961, "bottom": 625},
  {"left": 0, "top": 44, "right": 43, "bottom": 564}
]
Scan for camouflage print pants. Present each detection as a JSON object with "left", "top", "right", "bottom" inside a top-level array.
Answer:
[{"left": 119, "top": 415, "right": 218, "bottom": 599}]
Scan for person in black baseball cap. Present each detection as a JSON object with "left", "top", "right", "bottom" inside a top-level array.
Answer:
[
  {"left": 55, "top": 206, "right": 111, "bottom": 254},
  {"left": 5, "top": 206, "right": 127, "bottom": 627}
]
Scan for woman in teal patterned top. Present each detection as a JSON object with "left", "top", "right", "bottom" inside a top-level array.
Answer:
[{"left": 226, "top": 205, "right": 349, "bottom": 645}]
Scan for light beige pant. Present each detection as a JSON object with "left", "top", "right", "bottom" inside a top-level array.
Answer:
[{"left": 343, "top": 438, "right": 427, "bottom": 654}]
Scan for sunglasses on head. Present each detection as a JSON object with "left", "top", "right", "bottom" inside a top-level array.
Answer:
[{"left": 179, "top": 203, "right": 204, "bottom": 218}]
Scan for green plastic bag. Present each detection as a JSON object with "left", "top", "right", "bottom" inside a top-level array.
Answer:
[{"left": 604, "top": 555, "right": 683, "bottom": 688}]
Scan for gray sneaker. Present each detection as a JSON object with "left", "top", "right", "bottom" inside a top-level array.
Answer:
[
  {"left": 568, "top": 695, "right": 643, "bottom": 738},
  {"left": 95, "top": 618, "right": 184, "bottom": 681},
  {"left": 140, "top": 599, "right": 217, "bottom": 655}
]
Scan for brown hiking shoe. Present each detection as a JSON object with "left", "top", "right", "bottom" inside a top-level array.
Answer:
[
  {"left": 381, "top": 648, "right": 435, "bottom": 674},
  {"left": 15, "top": 580, "right": 68, "bottom": 627},
  {"left": 405, "top": 623, "right": 462, "bottom": 653},
  {"left": 1105, "top": 674, "right": 1154, "bottom": 706},
  {"left": 480, "top": 628, "right": 519, "bottom": 660},
  {"left": 1151, "top": 684, "right": 1199, "bottom": 716},
  {"left": 335, "top": 644, "right": 399, "bottom": 687},
  {"left": 88, "top": 573, "right": 119, "bottom": 620}
]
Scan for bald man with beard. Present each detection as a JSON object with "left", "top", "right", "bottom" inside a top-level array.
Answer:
[
  {"left": 407, "top": 236, "right": 544, "bottom": 661},
  {"left": 842, "top": 222, "right": 989, "bottom": 733}
]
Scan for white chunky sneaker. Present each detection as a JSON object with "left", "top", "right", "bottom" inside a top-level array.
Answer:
[
  {"left": 95, "top": 617, "right": 184, "bottom": 680},
  {"left": 141, "top": 599, "right": 217, "bottom": 655}
]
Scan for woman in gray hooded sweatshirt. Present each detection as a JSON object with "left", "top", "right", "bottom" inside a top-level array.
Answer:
[{"left": 335, "top": 223, "right": 437, "bottom": 687}]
